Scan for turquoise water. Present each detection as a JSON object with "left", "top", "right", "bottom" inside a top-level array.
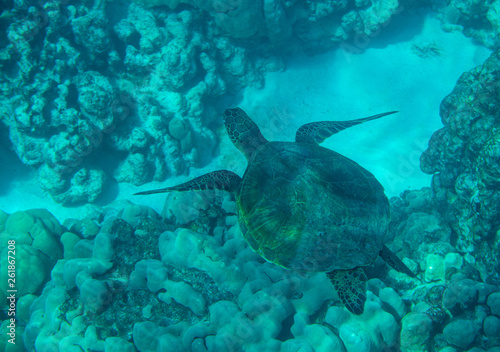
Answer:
[{"left": 0, "top": 1, "right": 499, "bottom": 351}]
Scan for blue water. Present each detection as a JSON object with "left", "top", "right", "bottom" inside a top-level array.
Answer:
[{"left": 0, "top": 1, "right": 499, "bottom": 351}]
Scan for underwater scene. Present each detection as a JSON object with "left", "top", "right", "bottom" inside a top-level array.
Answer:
[{"left": 0, "top": 0, "right": 500, "bottom": 351}]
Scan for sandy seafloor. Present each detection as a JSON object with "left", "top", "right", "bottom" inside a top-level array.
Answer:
[{"left": 0, "top": 12, "right": 492, "bottom": 221}]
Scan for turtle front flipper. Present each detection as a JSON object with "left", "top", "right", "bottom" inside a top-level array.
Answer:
[
  {"left": 295, "top": 111, "right": 398, "bottom": 145},
  {"left": 328, "top": 268, "right": 367, "bottom": 315},
  {"left": 134, "top": 170, "right": 241, "bottom": 195},
  {"left": 224, "top": 108, "right": 269, "bottom": 160},
  {"left": 379, "top": 245, "right": 416, "bottom": 278}
]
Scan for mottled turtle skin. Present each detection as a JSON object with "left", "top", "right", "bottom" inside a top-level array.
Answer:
[
  {"left": 136, "top": 107, "right": 415, "bottom": 315},
  {"left": 238, "top": 141, "right": 389, "bottom": 273}
]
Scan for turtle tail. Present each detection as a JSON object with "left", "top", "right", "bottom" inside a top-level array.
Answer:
[{"left": 379, "top": 245, "right": 416, "bottom": 278}]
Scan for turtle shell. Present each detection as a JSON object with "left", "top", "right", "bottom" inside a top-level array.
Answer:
[{"left": 236, "top": 141, "right": 389, "bottom": 272}]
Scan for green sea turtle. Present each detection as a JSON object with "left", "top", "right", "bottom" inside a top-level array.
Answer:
[{"left": 136, "top": 107, "right": 415, "bottom": 315}]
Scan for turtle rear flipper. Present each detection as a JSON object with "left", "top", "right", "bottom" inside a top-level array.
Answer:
[
  {"left": 328, "top": 268, "right": 367, "bottom": 315},
  {"left": 379, "top": 245, "right": 416, "bottom": 278},
  {"left": 295, "top": 111, "right": 397, "bottom": 145},
  {"left": 134, "top": 170, "right": 241, "bottom": 195}
]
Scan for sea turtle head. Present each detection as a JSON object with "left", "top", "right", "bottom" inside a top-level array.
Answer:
[{"left": 223, "top": 108, "right": 269, "bottom": 160}]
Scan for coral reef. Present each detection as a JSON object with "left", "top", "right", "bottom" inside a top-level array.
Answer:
[
  {"left": 4, "top": 62, "right": 500, "bottom": 347},
  {"left": 1, "top": 0, "right": 498, "bottom": 206},
  {"left": 0, "top": 0, "right": 280, "bottom": 204},
  {"left": 400, "top": 0, "right": 500, "bottom": 50},
  {"left": 421, "top": 49, "right": 500, "bottom": 278},
  {"left": 437, "top": 0, "right": 500, "bottom": 50},
  {"left": 386, "top": 189, "right": 500, "bottom": 352},
  {"left": 0, "top": 210, "right": 63, "bottom": 297},
  {"left": 2, "top": 1, "right": 500, "bottom": 351},
  {"left": 133, "top": 0, "right": 403, "bottom": 49},
  {"left": 2, "top": 196, "right": 407, "bottom": 351},
  {"left": 386, "top": 136, "right": 500, "bottom": 351},
  {"left": 6, "top": 186, "right": 500, "bottom": 352}
]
